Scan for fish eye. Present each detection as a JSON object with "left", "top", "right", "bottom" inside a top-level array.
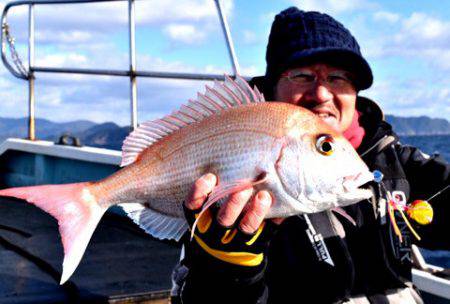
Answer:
[{"left": 316, "top": 135, "right": 334, "bottom": 156}]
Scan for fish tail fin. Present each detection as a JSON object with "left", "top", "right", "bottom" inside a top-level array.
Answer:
[{"left": 0, "top": 182, "right": 107, "bottom": 284}]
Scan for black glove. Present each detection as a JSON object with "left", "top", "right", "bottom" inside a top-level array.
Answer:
[{"left": 183, "top": 203, "right": 278, "bottom": 281}]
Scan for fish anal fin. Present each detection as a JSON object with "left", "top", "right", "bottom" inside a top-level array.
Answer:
[{"left": 120, "top": 202, "right": 188, "bottom": 241}]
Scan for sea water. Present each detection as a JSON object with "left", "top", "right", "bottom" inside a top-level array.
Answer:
[{"left": 400, "top": 135, "right": 450, "bottom": 161}]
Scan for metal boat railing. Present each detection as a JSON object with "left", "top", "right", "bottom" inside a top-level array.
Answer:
[{"left": 1, "top": 0, "right": 241, "bottom": 140}]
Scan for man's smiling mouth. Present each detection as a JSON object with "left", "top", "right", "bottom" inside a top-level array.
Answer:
[
  {"left": 311, "top": 109, "right": 340, "bottom": 130},
  {"left": 317, "top": 112, "right": 333, "bottom": 118}
]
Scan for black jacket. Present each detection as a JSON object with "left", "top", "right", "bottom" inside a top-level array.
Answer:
[{"left": 177, "top": 97, "right": 450, "bottom": 304}]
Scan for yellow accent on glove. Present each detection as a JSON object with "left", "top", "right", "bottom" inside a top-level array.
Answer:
[
  {"left": 221, "top": 228, "right": 238, "bottom": 244},
  {"left": 246, "top": 222, "right": 266, "bottom": 246},
  {"left": 195, "top": 210, "right": 213, "bottom": 233},
  {"left": 193, "top": 234, "right": 264, "bottom": 267}
]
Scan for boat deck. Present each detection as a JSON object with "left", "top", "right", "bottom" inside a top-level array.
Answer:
[{"left": 0, "top": 197, "right": 180, "bottom": 303}]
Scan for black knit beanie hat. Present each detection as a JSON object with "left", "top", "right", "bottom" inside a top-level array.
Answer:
[{"left": 265, "top": 7, "right": 373, "bottom": 93}]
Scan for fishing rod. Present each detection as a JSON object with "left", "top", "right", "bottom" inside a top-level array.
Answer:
[{"left": 426, "top": 184, "right": 449, "bottom": 202}]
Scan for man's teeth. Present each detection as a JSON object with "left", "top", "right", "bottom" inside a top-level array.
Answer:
[{"left": 319, "top": 114, "right": 338, "bottom": 129}]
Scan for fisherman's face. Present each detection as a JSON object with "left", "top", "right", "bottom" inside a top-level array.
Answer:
[{"left": 275, "top": 63, "right": 357, "bottom": 132}]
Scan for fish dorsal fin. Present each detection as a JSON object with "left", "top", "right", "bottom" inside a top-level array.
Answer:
[{"left": 120, "top": 75, "right": 265, "bottom": 167}]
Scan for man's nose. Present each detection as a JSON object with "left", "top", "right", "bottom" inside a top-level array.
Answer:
[{"left": 306, "top": 83, "right": 333, "bottom": 103}]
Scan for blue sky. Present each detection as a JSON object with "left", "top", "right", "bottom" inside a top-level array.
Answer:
[{"left": 0, "top": 0, "right": 449, "bottom": 126}]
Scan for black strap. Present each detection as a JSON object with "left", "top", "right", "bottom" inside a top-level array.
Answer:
[{"left": 301, "top": 211, "right": 347, "bottom": 266}]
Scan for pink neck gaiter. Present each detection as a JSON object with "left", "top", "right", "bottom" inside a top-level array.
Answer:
[{"left": 343, "top": 111, "right": 365, "bottom": 149}]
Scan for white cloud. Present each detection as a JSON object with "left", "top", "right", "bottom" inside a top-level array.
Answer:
[
  {"left": 422, "top": 49, "right": 450, "bottom": 70},
  {"left": 260, "top": 11, "right": 277, "bottom": 23},
  {"left": 373, "top": 11, "right": 399, "bottom": 23},
  {"left": 163, "top": 24, "right": 206, "bottom": 44},
  {"left": 36, "top": 30, "right": 95, "bottom": 44},
  {"left": 136, "top": 0, "right": 233, "bottom": 24},
  {"left": 35, "top": 53, "right": 88, "bottom": 67},
  {"left": 364, "top": 78, "right": 450, "bottom": 119},
  {"left": 137, "top": 53, "right": 229, "bottom": 74},
  {"left": 239, "top": 64, "right": 263, "bottom": 77},
  {"left": 438, "top": 88, "right": 450, "bottom": 100},
  {"left": 396, "top": 13, "right": 450, "bottom": 44},
  {"left": 38, "top": 89, "right": 64, "bottom": 106},
  {"left": 362, "top": 12, "right": 450, "bottom": 72},
  {"left": 29, "top": 0, "right": 233, "bottom": 32},
  {"left": 0, "top": 0, "right": 264, "bottom": 125},
  {"left": 0, "top": 49, "right": 236, "bottom": 125},
  {"left": 242, "top": 30, "right": 259, "bottom": 45},
  {"left": 2, "top": 0, "right": 233, "bottom": 48},
  {"left": 291, "top": 0, "right": 375, "bottom": 15},
  {"left": 1, "top": 0, "right": 449, "bottom": 123},
  {"left": 0, "top": 72, "right": 17, "bottom": 89}
]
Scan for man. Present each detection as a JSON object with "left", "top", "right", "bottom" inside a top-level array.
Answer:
[{"left": 173, "top": 7, "right": 449, "bottom": 303}]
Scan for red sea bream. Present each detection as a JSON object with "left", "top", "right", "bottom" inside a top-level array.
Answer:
[{"left": 0, "top": 76, "right": 373, "bottom": 284}]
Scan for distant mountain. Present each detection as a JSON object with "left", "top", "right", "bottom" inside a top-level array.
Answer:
[
  {"left": 0, "top": 117, "right": 95, "bottom": 142},
  {"left": 0, "top": 117, "right": 130, "bottom": 150},
  {"left": 385, "top": 115, "right": 450, "bottom": 135},
  {"left": 78, "top": 122, "right": 130, "bottom": 150},
  {"left": 1, "top": 115, "right": 449, "bottom": 150}
]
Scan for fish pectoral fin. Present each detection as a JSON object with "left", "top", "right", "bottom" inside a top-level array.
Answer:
[
  {"left": 190, "top": 174, "right": 269, "bottom": 239},
  {"left": 332, "top": 207, "right": 356, "bottom": 226}
]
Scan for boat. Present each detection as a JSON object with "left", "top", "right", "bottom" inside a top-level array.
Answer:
[{"left": 0, "top": 1, "right": 448, "bottom": 303}]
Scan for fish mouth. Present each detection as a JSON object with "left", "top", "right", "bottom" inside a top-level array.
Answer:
[
  {"left": 342, "top": 171, "right": 373, "bottom": 191},
  {"left": 338, "top": 171, "right": 374, "bottom": 204}
]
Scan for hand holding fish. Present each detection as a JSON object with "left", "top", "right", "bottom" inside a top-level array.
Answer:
[
  {"left": 185, "top": 173, "right": 283, "bottom": 234},
  {"left": 184, "top": 173, "right": 281, "bottom": 268}
]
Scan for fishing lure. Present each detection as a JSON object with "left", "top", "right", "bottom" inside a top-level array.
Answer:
[
  {"left": 406, "top": 184, "right": 449, "bottom": 226},
  {"left": 386, "top": 191, "right": 420, "bottom": 242},
  {"left": 372, "top": 171, "right": 448, "bottom": 243},
  {"left": 406, "top": 200, "right": 433, "bottom": 226}
]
